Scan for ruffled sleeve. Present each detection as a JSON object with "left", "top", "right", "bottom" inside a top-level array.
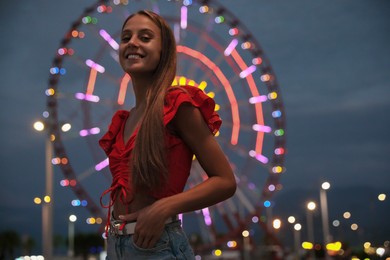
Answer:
[
  {"left": 99, "top": 110, "right": 128, "bottom": 155},
  {"left": 164, "top": 85, "right": 222, "bottom": 135}
]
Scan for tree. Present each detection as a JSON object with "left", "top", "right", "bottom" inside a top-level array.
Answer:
[{"left": 0, "top": 230, "right": 21, "bottom": 260}]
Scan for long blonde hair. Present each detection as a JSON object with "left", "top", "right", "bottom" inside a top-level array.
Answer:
[{"left": 125, "top": 10, "right": 177, "bottom": 191}]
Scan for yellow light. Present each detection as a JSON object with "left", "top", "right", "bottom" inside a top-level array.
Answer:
[
  {"left": 33, "top": 121, "right": 45, "bottom": 131},
  {"left": 273, "top": 219, "right": 281, "bottom": 229},
  {"left": 188, "top": 80, "right": 195, "bottom": 86},
  {"left": 89, "top": 217, "right": 96, "bottom": 224},
  {"left": 351, "top": 223, "right": 358, "bottom": 231},
  {"left": 227, "top": 240, "right": 237, "bottom": 248},
  {"left": 179, "top": 76, "right": 186, "bottom": 86},
  {"left": 45, "top": 88, "right": 55, "bottom": 96},
  {"left": 207, "top": 92, "right": 215, "bottom": 98},
  {"left": 302, "top": 242, "right": 313, "bottom": 250},
  {"left": 378, "top": 193, "right": 386, "bottom": 201},
  {"left": 213, "top": 249, "right": 222, "bottom": 256},
  {"left": 343, "top": 212, "right": 351, "bottom": 219},
  {"left": 34, "top": 197, "right": 42, "bottom": 204},
  {"left": 50, "top": 134, "right": 56, "bottom": 141},
  {"left": 61, "top": 123, "right": 71, "bottom": 132},
  {"left": 268, "top": 92, "right": 277, "bottom": 99},
  {"left": 363, "top": 242, "right": 371, "bottom": 249},
  {"left": 215, "top": 104, "right": 220, "bottom": 111},
  {"left": 44, "top": 196, "right": 51, "bottom": 203},
  {"left": 172, "top": 78, "right": 178, "bottom": 86},
  {"left": 288, "top": 216, "right": 296, "bottom": 224},
  {"left": 198, "top": 81, "right": 207, "bottom": 90},
  {"left": 326, "top": 241, "right": 342, "bottom": 251},
  {"left": 242, "top": 230, "right": 249, "bottom": 237}
]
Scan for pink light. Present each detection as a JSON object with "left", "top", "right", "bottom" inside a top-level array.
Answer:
[
  {"left": 75, "top": 93, "right": 100, "bottom": 102},
  {"left": 85, "top": 59, "right": 105, "bottom": 73},
  {"left": 252, "top": 124, "right": 271, "bottom": 133},
  {"left": 95, "top": 158, "right": 109, "bottom": 171},
  {"left": 99, "top": 29, "right": 119, "bottom": 50},
  {"left": 239, "top": 65, "right": 256, "bottom": 78},
  {"left": 249, "top": 150, "right": 269, "bottom": 164},
  {"left": 90, "top": 127, "right": 100, "bottom": 134},
  {"left": 202, "top": 208, "right": 212, "bottom": 226},
  {"left": 224, "top": 39, "right": 238, "bottom": 56},
  {"left": 79, "top": 129, "right": 88, "bottom": 137},
  {"left": 180, "top": 6, "right": 188, "bottom": 29},
  {"left": 249, "top": 95, "right": 267, "bottom": 104},
  {"left": 177, "top": 45, "right": 240, "bottom": 145},
  {"left": 118, "top": 74, "right": 130, "bottom": 105},
  {"left": 231, "top": 49, "right": 265, "bottom": 154},
  {"left": 79, "top": 127, "right": 101, "bottom": 137}
]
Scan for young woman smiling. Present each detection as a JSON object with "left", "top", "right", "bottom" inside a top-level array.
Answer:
[{"left": 99, "top": 10, "right": 236, "bottom": 259}]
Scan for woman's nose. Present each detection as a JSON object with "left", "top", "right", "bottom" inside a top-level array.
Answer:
[{"left": 128, "top": 36, "right": 139, "bottom": 47}]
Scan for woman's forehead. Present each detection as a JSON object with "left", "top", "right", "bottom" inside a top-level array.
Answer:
[{"left": 122, "top": 14, "right": 160, "bottom": 33}]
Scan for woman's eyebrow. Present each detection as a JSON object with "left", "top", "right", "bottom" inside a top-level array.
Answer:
[{"left": 121, "top": 28, "right": 156, "bottom": 35}]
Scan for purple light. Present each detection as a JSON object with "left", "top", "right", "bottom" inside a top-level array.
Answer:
[
  {"left": 79, "top": 129, "right": 88, "bottom": 137},
  {"left": 75, "top": 92, "right": 100, "bottom": 102},
  {"left": 248, "top": 182, "right": 256, "bottom": 190},
  {"left": 85, "top": 59, "right": 105, "bottom": 73},
  {"left": 202, "top": 208, "right": 212, "bottom": 226},
  {"left": 255, "top": 154, "right": 269, "bottom": 164},
  {"left": 90, "top": 127, "right": 100, "bottom": 134},
  {"left": 224, "top": 39, "right": 238, "bottom": 56},
  {"left": 180, "top": 6, "right": 188, "bottom": 29},
  {"left": 80, "top": 127, "right": 101, "bottom": 137},
  {"left": 239, "top": 65, "right": 256, "bottom": 78},
  {"left": 99, "top": 29, "right": 119, "bottom": 50},
  {"left": 252, "top": 124, "right": 272, "bottom": 133},
  {"left": 249, "top": 95, "right": 268, "bottom": 104},
  {"left": 95, "top": 158, "right": 109, "bottom": 171}
]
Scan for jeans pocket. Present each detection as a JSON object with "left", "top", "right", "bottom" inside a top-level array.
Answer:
[{"left": 130, "top": 230, "right": 170, "bottom": 253}]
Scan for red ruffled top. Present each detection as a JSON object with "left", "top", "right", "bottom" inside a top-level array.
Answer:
[{"left": 99, "top": 85, "right": 222, "bottom": 218}]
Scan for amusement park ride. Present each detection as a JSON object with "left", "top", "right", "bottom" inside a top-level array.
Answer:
[{"left": 42, "top": 0, "right": 286, "bottom": 254}]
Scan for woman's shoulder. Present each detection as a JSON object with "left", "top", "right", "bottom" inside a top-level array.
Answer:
[{"left": 163, "top": 85, "right": 221, "bottom": 134}]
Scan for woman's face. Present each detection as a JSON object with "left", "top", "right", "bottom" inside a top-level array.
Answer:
[{"left": 119, "top": 14, "right": 162, "bottom": 76}]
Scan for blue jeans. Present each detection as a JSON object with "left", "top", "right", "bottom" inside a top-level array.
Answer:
[{"left": 106, "top": 220, "right": 195, "bottom": 259}]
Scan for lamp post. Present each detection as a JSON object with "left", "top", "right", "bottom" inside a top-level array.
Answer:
[
  {"left": 294, "top": 223, "right": 302, "bottom": 259},
  {"left": 68, "top": 214, "right": 77, "bottom": 257},
  {"left": 33, "top": 121, "right": 53, "bottom": 259},
  {"left": 320, "top": 182, "right": 331, "bottom": 259},
  {"left": 306, "top": 201, "right": 316, "bottom": 260}
]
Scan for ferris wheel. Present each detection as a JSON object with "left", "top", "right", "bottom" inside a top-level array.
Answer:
[{"left": 44, "top": 0, "right": 286, "bottom": 251}]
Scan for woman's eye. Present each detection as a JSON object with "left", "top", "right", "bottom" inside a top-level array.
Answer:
[
  {"left": 121, "top": 36, "right": 130, "bottom": 42},
  {"left": 140, "top": 36, "right": 151, "bottom": 42}
]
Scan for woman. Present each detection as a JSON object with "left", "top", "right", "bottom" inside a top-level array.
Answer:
[{"left": 99, "top": 10, "right": 236, "bottom": 259}]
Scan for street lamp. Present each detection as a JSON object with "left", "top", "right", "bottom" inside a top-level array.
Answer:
[
  {"left": 33, "top": 118, "right": 71, "bottom": 258},
  {"left": 294, "top": 223, "right": 302, "bottom": 257},
  {"left": 33, "top": 120, "right": 53, "bottom": 260},
  {"left": 306, "top": 201, "right": 316, "bottom": 260},
  {"left": 68, "top": 214, "right": 77, "bottom": 257},
  {"left": 320, "top": 181, "right": 331, "bottom": 259}
]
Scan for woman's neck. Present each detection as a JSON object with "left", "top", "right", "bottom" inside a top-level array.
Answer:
[{"left": 131, "top": 75, "right": 154, "bottom": 109}]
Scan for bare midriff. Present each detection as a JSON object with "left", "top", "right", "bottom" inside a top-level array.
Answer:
[{"left": 112, "top": 193, "right": 157, "bottom": 220}]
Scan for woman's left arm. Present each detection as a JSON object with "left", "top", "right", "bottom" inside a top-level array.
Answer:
[{"left": 161, "top": 102, "right": 237, "bottom": 212}]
